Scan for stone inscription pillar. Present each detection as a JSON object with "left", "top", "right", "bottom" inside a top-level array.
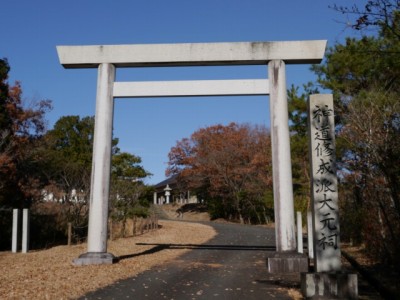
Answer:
[
  {"left": 308, "top": 94, "right": 341, "bottom": 272},
  {"left": 302, "top": 95, "right": 357, "bottom": 299},
  {"left": 268, "top": 60, "right": 296, "bottom": 252},
  {"left": 74, "top": 63, "right": 116, "bottom": 265}
]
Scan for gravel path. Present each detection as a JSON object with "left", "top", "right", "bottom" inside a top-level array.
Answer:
[{"left": 80, "top": 222, "right": 300, "bottom": 300}]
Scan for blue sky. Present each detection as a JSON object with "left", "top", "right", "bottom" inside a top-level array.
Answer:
[{"left": 1, "top": 0, "right": 361, "bottom": 184}]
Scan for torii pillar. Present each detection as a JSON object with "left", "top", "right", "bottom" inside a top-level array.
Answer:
[
  {"left": 73, "top": 63, "right": 117, "bottom": 265},
  {"left": 269, "top": 59, "right": 296, "bottom": 252},
  {"left": 266, "top": 59, "right": 308, "bottom": 273},
  {"left": 56, "top": 41, "right": 326, "bottom": 266}
]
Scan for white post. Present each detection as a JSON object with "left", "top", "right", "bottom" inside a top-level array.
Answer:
[
  {"left": 268, "top": 60, "right": 296, "bottom": 252},
  {"left": 87, "top": 63, "right": 115, "bottom": 254},
  {"left": 12, "top": 209, "right": 19, "bottom": 253},
  {"left": 297, "top": 211, "right": 303, "bottom": 254},
  {"left": 307, "top": 209, "right": 314, "bottom": 259},
  {"left": 153, "top": 192, "right": 157, "bottom": 205},
  {"left": 22, "top": 209, "right": 29, "bottom": 253}
]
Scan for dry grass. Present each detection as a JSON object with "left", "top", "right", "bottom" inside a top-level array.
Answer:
[
  {"left": 0, "top": 220, "right": 216, "bottom": 300},
  {"left": 342, "top": 243, "right": 399, "bottom": 298}
]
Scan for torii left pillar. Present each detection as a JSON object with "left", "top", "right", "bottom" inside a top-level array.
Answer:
[{"left": 73, "top": 63, "right": 117, "bottom": 265}]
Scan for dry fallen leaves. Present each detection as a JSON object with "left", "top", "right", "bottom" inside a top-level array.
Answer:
[{"left": 0, "top": 220, "right": 216, "bottom": 300}]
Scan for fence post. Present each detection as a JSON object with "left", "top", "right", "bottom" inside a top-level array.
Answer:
[
  {"left": 22, "top": 209, "right": 29, "bottom": 253},
  {"left": 109, "top": 219, "right": 113, "bottom": 241},
  {"left": 140, "top": 217, "right": 144, "bottom": 234},
  {"left": 307, "top": 210, "right": 314, "bottom": 259},
  {"left": 12, "top": 209, "right": 19, "bottom": 253},
  {"left": 68, "top": 222, "right": 72, "bottom": 246},
  {"left": 133, "top": 216, "right": 137, "bottom": 236},
  {"left": 297, "top": 211, "right": 303, "bottom": 254}
]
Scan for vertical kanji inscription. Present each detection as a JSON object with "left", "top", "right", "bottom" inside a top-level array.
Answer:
[{"left": 308, "top": 94, "right": 341, "bottom": 272}]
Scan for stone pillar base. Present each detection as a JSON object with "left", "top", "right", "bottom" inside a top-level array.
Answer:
[
  {"left": 73, "top": 252, "right": 118, "bottom": 266},
  {"left": 266, "top": 252, "right": 309, "bottom": 273},
  {"left": 301, "top": 272, "right": 358, "bottom": 299}
]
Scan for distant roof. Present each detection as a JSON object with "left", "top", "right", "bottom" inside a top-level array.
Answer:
[{"left": 153, "top": 174, "right": 178, "bottom": 189}]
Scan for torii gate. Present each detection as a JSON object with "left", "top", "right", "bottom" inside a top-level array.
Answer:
[{"left": 57, "top": 41, "right": 326, "bottom": 265}]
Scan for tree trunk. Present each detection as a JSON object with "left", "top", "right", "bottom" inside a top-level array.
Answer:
[
  {"left": 132, "top": 216, "right": 137, "bottom": 236},
  {"left": 121, "top": 217, "right": 127, "bottom": 238}
]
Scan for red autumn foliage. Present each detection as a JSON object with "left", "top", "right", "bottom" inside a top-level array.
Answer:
[
  {"left": 167, "top": 123, "right": 273, "bottom": 223},
  {"left": 0, "top": 58, "right": 52, "bottom": 207}
]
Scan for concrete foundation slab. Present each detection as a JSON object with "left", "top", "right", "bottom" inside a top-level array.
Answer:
[
  {"left": 73, "top": 252, "right": 118, "bottom": 266},
  {"left": 266, "top": 252, "right": 309, "bottom": 273},
  {"left": 301, "top": 272, "right": 358, "bottom": 299}
]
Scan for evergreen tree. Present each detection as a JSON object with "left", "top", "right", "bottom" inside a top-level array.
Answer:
[{"left": 309, "top": 0, "right": 400, "bottom": 267}]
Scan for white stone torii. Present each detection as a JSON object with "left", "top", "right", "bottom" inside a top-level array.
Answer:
[{"left": 57, "top": 40, "right": 326, "bottom": 265}]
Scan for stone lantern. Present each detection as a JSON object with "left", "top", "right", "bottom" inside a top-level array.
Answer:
[{"left": 164, "top": 184, "right": 172, "bottom": 204}]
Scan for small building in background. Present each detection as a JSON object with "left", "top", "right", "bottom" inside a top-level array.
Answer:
[{"left": 153, "top": 175, "right": 197, "bottom": 205}]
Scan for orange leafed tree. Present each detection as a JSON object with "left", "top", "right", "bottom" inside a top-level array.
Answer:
[
  {"left": 167, "top": 122, "right": 273, "bottom": 224},
  {"left": 0, "top": 58, "right": 51, "bottom": 207}
]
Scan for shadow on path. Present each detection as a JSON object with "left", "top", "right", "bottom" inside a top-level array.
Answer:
[
  {"left": 136, "top": 242, "right": 276, "bottom": 251},
  {"left": 118, "top": 243, "right": 276, "bottom": 262},
  {"left": 118, "top": 244, "right": 170, "bottom": 261}
]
